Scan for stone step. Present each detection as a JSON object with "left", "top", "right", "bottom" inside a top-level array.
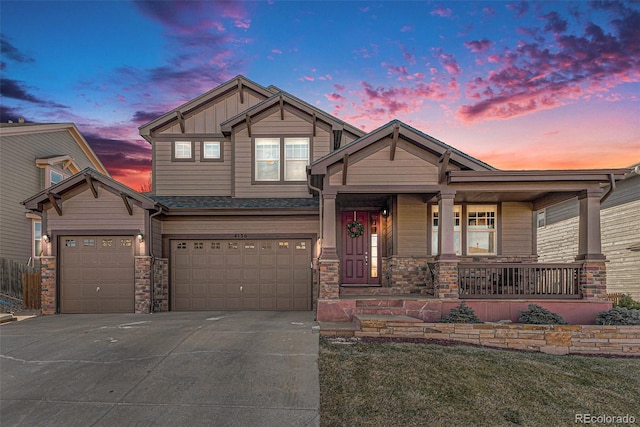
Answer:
[
  {"left": 355, "top": 299, "right": 404, "bottom": 308},
  {"left": 354, "top": 313, "right": 425, "bottom": 329}
]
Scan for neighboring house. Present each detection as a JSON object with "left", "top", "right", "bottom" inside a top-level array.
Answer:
[
  {"left": 537, "top": 165, "right": 640, "bottom": 300},
  {"left": 0, "top": 122, "right": 108, "bottom": 266},
  {"left": 23, "top": 76, "right": 632, "bottom": 324}
]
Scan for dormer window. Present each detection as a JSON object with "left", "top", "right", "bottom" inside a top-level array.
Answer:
[{"left": 50, "top": 170, "right": 64, "bottom": 185}]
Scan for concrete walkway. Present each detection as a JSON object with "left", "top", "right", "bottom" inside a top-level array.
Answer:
[{"left": 0, "top": 311, "right": 319, "bottom": 426}]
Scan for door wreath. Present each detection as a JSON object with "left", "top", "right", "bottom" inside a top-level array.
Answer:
[{"left": 346, "top": 221, "right": 365, "bottom": 238}]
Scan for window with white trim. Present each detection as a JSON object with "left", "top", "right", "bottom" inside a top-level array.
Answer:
[
  {"left": 432, "top": 205, "right": 462, "bottom": 255},
  {"left": 33, "top": 220, "right": 42, "bottom": 257},
  {"left": 202, "top": 141, "right": 221, "bottom": 159},
  {"left": 174, "top": 141, "right": 193, "bottom": 160},
  {"left": 284, "top": 138, "right": 309, "bottom": 181},
  {"left": 255, "top": 138, "right": 281, "bottom": 181},
  {"left": 467, "top": 205, "right": 497, "bottom": 255},
  {"left": 254, "top": 137, "right": 310, "bottom": 182}
]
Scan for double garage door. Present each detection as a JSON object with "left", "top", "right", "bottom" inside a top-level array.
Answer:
[
  {"left": 59, "top": 235, "right": 135, "bottom": 313},
  {"left": 172, "top": 239, "right": 312, "bottom": 311}
]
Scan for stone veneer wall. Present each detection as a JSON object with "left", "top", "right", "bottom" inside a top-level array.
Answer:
[
  {"left": 329, "top": 318, "right": 640, "bottom": 356},
  {"left": 434, "top": 261, "right": 459, "bottom": 298},
  {"left": 40, "top": 256, "right": 56, "bottom": 315},
  {"left": 134, "top": 256, "right": 152, "bottom": 314},
  {"left": 384, "top": 256, "right": 432, "bottom": 294},
  {"left": 153, "top": 258, "right": 169, "bottom": 312}
]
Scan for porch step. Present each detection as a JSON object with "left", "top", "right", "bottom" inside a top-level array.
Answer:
[
  {"left": 355, "top": 299, "right": 404, "bottom": 308},
  {"left": 340, "top": 286, "right": 434, "bottom": 296}
]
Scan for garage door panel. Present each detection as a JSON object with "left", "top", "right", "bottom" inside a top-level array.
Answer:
[
  {"left": 60, "top": 235, "right": 134, "bottom": 314},
  {"left": 171, "top": 239, "right": 311, "bottom": 311}
]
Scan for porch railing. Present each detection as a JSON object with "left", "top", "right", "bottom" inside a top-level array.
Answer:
[{"left": 458, "top": 263, "right": 583, "bottom": 299}]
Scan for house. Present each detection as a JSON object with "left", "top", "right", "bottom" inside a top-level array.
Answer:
[
  {"left": 537, "top": 164, "right": 640, "bottom": 300},
  {"left": 0, "top": 122, "right": 108, "bottom": 266},
  {"left": 23, "top": 76, "right": 632, "bottom": 323}
]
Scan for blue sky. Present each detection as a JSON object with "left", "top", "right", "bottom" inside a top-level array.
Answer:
[{"left": 1, "top": 1, "right": 639, "bottom": 189}]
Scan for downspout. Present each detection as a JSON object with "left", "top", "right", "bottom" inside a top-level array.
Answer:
[
  {"left": 148, "top": 206, "right": 164, "bottom": 313},
  {"left": 599, "top": 173, "right": 616, "bottom": 205}
]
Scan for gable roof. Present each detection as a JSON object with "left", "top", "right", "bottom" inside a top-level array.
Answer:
[
  {"left": 219, "top": 90, "right": 362, "bottom": 138},
  {"left": 23, "top": 167, "right": 160, "bottom": 212},
  {"left": 138, "top": 75, "right": 273, "bottom": 142},
  {"left": 309, "top": 119, "right": 496, "bottom": 175},
  {"left": 0, "top": 122, "right": 108, "bottom": 175}
]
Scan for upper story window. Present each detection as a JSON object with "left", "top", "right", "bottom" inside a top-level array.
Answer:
[
  {"left": 45, "top": 166, "right": 68, "bottom": 187},
  {"left": 202, "top": 141, "right": 221, "bottom": 160},
  {"left": 467, "top": 205, "right": 497, "bottom": 255},
  {"left": 254, "top": 137, "right": 310, "bottom": 182},
  {"left": 33, "top": 220, "right": 42, "bottom": 257},
  {"left": 173, "top": 141, "right": 194, "bottom": 161}
]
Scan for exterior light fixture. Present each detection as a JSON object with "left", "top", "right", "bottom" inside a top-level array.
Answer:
[
  {"left": 42, "top": 234, "right": 51, "bottom": 243},
  {"left": 381, "top": 208, "right": 389, "bottom": 218},
  {"left": 136, "top": 232, "right": 144, "bottom": 242}
]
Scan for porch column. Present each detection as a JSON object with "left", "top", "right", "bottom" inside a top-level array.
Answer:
[
  {"left": 319, "top": 192, "right": 339, "bottom": 299},
  {"left": 435, "top": 191, "right": 459, "bottom": 299},
  {"left": 576, "top": 189, "right": 607, "bottom": 299}
]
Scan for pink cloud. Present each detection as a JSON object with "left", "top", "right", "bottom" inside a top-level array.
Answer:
[
  {"left": 325, "top": 92, "right": 345, "bottom": 102},
  {"left": 304, "top": 76, "right": 314, "bottom": 81},
  {"left": 271, "top": 49, "right": 282, "bottom": 54},
  {"left": 437, "top": 51, "right": 461, "bottom": 76},
  {"left": 400, "top": 25, "right": 413, "bottom": 33},
  {"left": 464, "top": 39, "right": 492, "bottom": 53},
  {"left": 431, "top": 6, "right": 452, "bottom": 18}
]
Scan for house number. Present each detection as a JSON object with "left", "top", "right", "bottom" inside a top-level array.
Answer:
[{"left": 234, "top": 233, "right": 247, "bottom": 238}]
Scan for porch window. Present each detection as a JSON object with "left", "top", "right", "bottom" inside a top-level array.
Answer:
[
  {"left": 255, "top": 138, "right": 280, "bottom": 181},
  {"left": 467, "top": 205, "right": 496, "bottom": 255},
  {"left": 432, "top": 205, "right": 461, "bottom": 255},
  {"left": 33, "top": 220, "right": 42, "bottom": 257}
]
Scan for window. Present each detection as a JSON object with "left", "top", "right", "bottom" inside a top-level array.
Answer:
[
  {"left": 254, "top": 137, "right": 310, "bottom": 182},
  {"left": 284, "top": 138, "right": 309, "bottom": 181},
  {"left": 432, "top": 205, "right": 462, "bottom": 255},
  {"left": 33, "top": 221, "right": 42, "bottom": 257},
  {"left": 467, "top": 205, "right": 496, "bottom": 255},
  {"left": 537, "top": 210, "right": 546, "bottom": 228},
  {"left": 50, "top": 170, "right": 64, "bottom": 185},
  {"left": 255, "top": 138, "right": 280, "bottom": 181},
  {"left": 173, "top": 141, "right": 194, "bottom": 161},
  {"left": 202, "top": 141, "right": 221, "bottom": 161}
]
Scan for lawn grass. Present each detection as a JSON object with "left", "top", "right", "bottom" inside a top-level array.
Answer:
[{"left": 319, "top": 338, "right": 640, "bottom": 426}]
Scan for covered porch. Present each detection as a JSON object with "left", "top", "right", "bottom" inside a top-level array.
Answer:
[{"left": 308, "top": 121, "right": 629, "bottom": 324}]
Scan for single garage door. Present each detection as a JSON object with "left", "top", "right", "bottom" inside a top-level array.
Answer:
[
  {"left": 172, "top": 239, "right": 312, "bottom": 311},
  {"left": 60, "top": 236, "right": 135, "bottom": 313}
]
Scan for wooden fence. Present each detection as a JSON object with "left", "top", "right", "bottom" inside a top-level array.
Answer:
[{"left": 0, "top": 258, "right": 40, "bottom": 308}]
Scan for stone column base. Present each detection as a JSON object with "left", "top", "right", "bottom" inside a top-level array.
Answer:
[
  {"left": 153, "top": 258, "right": 169, "bottom": 312},
  {"left": 435, "top": 260, "right": 459, "bottom": 299},
  {"left": 580, "top": 261, "right": 607, "bottom": 300},
  {"left": 319, "top": 259, "right": 340, "bottom": 299},
  {"left": 40, "top": 256, "right": 56, "bottom": 315},
  {"left": 134, "top": 256, "right": 152, "bottom": 313}
]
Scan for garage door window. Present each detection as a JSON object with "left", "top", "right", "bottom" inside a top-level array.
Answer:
[
  {"left": 211, "top": 242, "right": 221, "bottom": 250},
  {"left": 83, "top": 239, "right": 95, "bottom": 247},
  {"left": 279, "top": 241, "right": 289, "bottom": 249},
  {"left": 121, "top": 238, "right": 132, "bottom": 247},
  {"left": 296, "top": 241, "right": 307, "bottom": 250},
  {"left": 65, "top": 239, "right": 76, "bottom": 247}
]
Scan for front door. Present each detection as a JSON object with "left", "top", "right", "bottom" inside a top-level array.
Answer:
[{"left": 341, "top": 211, "right": 380, "bottom": 285}]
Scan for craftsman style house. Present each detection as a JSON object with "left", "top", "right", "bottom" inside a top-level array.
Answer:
[
  {"left": 0, "top": 122, "right": 108, "bottom": 266},
  {"left": 23, "top": 76, "right": 630, "bottom": 323}
]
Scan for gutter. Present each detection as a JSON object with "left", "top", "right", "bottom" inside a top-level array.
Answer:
[
  {"left": 307, "top": 172, "right": 323, "bottom": 314},
  {"left": 599, "top": 173, "right": 616, "bottom": 205}
]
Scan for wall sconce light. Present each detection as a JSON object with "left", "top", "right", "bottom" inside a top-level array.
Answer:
[
  {"left": 136, "top": 232, "right": 144, "bottom": 242},
  {"left": 42, "top": 234, "right": 51, "bottom": 243},
  {"left": 381, "top": 208, "right": 389, "bottom": 218}
]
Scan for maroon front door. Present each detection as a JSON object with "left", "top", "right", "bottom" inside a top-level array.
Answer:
[{"left": 341, "top": 211, "right": 380, "bottom": 285}]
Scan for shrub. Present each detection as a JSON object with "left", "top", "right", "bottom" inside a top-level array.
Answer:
[
  {"left": 519, "top": 304, "right": 567, "bottom": 325},
  {"left": 614, "top": 294, "right": 640, "bottom": 310},
  {"left": 596, "top": 307, "right": 640, "bottom": 325},
  {"left": 439, "top": 301, "right": 482, "bottom": 323}
]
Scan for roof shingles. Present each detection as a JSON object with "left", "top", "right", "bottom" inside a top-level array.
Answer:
[{"left": 150, "top": 196, "right": 319, "bottom": 210}]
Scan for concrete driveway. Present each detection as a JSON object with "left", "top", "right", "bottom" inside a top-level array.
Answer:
[{"left": 0, "top": 311, "right": 319, "bottom": 426}]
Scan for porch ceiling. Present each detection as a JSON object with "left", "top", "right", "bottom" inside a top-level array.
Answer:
[{"left": 454, "top": 190, "right": 579, "bottom": 207}]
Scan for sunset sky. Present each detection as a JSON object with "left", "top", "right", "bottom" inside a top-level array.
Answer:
[{"left": 1, "top": 1, "right": 639, "bottom": 190}]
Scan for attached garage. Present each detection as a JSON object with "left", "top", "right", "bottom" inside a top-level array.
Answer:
[
  {"left": 171, "top": 238, "right": 312, "bottom": 311},
  {"left": 60, "top": 235, "right": 135, "bottom": 313}
]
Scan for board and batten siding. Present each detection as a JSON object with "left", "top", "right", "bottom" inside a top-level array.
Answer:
[
  {"left": 0, "top": 130, "right": 100, "bottom": 262},
  {"left": 152, "top": 218, "right": 162, "bottom": 257},
  {"left": 538, "top": 199, "right": 640, "bottom": 300},
  {"left": 153, "top": 140, "right": 232, "bottom": 196},
  {"left": 500, "top": 202, "right": 534, "bottom": 256},
  {"left": 162, "top": 216, "right": 319, "bottom": 237},
  {"left": 157, "top": 91, "right": 265, "bottom": 135},
  {"left": 233, "top": 109, "right": 330, "bottom": 198},
  {"left": 45, "top": 186, "right": 146, "bottom": 256},
  {"left": 395, "top": 194, "right": 428, "bottom": 256}
]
